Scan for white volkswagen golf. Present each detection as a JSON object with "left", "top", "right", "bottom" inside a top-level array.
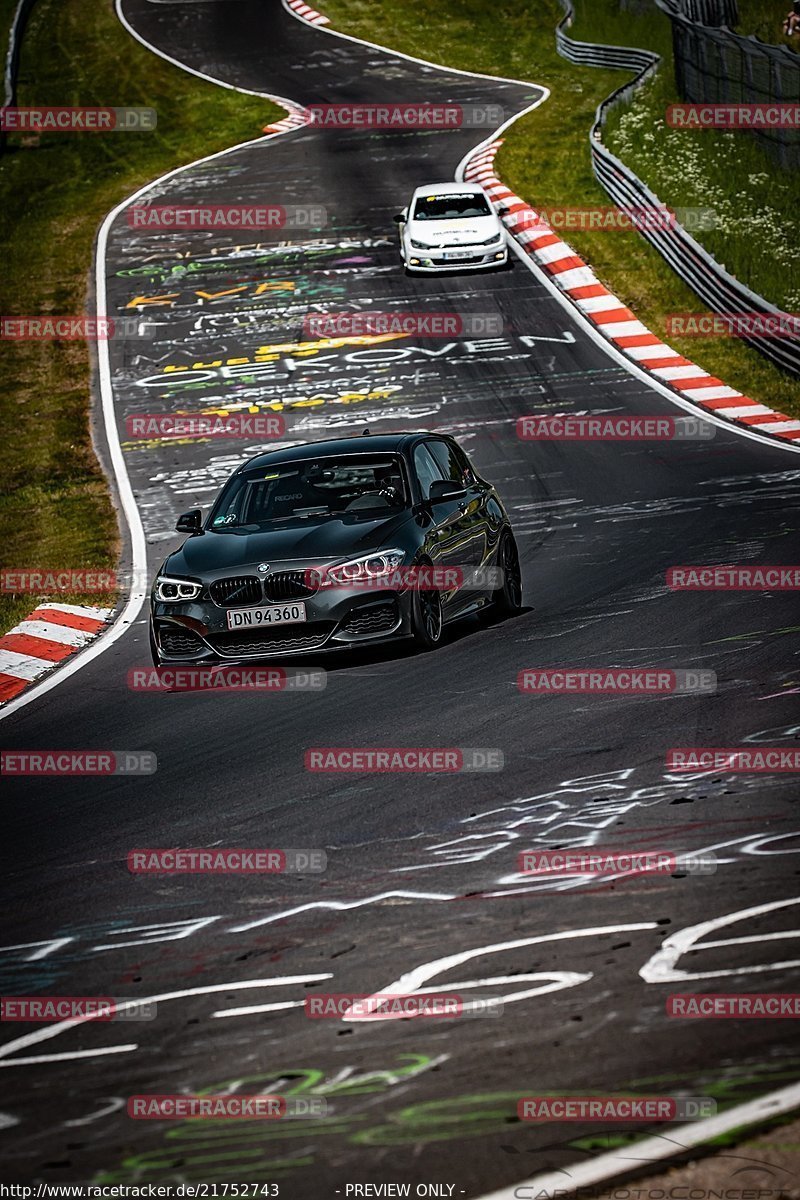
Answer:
[{"left": 394, "top": 182, "right": 508, "bottom": 274}]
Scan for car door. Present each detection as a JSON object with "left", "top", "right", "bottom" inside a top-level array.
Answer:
[
  {"left": 412, "top": 441, "right": 469, "bottom": 614},
  {"left": 425, "top": 438, "right": 491, "bottom": 590},
  {"left": 448, "top": 438, "right": 505, "bottom": 586}
]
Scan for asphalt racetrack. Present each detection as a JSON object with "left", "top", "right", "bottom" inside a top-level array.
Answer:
[{"left": 2, "top": 1, "right": 800, "bottom": 1194}]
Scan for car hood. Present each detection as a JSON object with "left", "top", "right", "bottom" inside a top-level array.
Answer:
[
  {"left": 406, "top": 214, "right": 502, "bottom": 245},
  {"left": 165, "top": 510, "right": 415, "bottom": 577}
]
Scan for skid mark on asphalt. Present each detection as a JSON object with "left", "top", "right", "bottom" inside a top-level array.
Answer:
[{"left": 4, "top": 0, "right": 797, "bottom": 1183}]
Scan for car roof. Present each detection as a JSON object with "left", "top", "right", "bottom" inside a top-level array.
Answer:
[
  {"left": 410, "top": 182, "right": 487, "bottom": 198},
  {"left": 241, "top": 432, "right": 447, "bottom": 472}
]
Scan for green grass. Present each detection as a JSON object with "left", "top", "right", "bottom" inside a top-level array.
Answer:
[
  {"left": 600, "top": 13, "right": 799, "bottom": 313},
  {"left": 569, "top": 0, "right": 672, "bottom": 54},
  {"left": 0, "top": 0, "right": 281, "bottom": 636},
  {"left": 0, "top": 0, "right": 18, "bottom": 49},
  {"left": 2, "top": 0, "right": 797, "bottom": 646},
  {"left": 321, "top": 0, "right": 800, "bottom": 421},
  {"left": 735, "top": 0, "right": 800, "bottom": 47}
]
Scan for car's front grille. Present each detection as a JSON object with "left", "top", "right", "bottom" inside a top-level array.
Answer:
[
  {"left": 209, "top": 624, "right": 335, "bottom": 657},
  {"left": 433, "top": 254, "right": 485, "bottom": 264},
  {"left": 264, "top": 570, "right": 318, "bottom": 601},
  {"left": 159, "top": 626, "right": 204, "bottom": 656},
  {"left": 340, "top": 601, "right": 400, "bottom": 637},
  {"left": 210, "top": 576, "right": 262, "bottom": 608},
  {"left": 209, "top": 572, "right": 319, "bottom": 607}
]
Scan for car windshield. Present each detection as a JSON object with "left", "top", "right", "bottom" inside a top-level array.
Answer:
[
  {"left": 412, "top": 192, "right": 491, "bottom": 220},
  {"left": 209, "top": 454, "right": 408, "bottom": 529}
]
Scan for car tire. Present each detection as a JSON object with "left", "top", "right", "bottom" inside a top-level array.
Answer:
[
  {"left": 492, "top": 532, "right": 523, "bottom": 615},
  {"left": 411, "top": 575, "right": 444, "bottom": 650}
]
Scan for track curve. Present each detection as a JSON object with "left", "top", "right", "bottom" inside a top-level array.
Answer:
[{"left": 2, "top": 1, "right": 799, "bottom": 1193}]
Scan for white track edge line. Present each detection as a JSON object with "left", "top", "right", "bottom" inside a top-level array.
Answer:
[
  {"left": 3, "top": 0, "right": 28, "bottom": 107},
  {"left": 455, "top": 142, "right": 800, "bottom": 454},
  {"left": 120, "top": 0, "right": 303, "bottom": 99},
  {"left": 279, "top": 0, "right": 548, "bottom": 88},
  {"left": 0, "top": 4, "right": 312, "bottom": 722},
  {"left": 4, "top": 6, "right": 798, "bottom": 1187},
  {"left": 287, "top": 0, "right": 800, "bottom": 457},
  {"left": 472, "top": 1079, "right": 800, "bottom": 1200},
  {"left": 503, "top": 235, "right": 800, "bottom": 454},
  {"left": 6, "top": 0, "right": 796, "bottom": 724},
  {"left": 116, "top": 13, "right": 800, "bottom": 1198}
]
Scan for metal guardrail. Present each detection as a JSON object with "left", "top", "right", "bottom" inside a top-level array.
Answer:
[
  {"left": 658, "top": 0, "right": 800, "bottom": 169},
  {"left": 2, "top": 0, "right": 39, "bottom": 154},
  {"left": 556, "top": 11, "right": 658, "bottom": 73},
  {"left": 672, "top": 0, "right": 738, "bottom": 27},
  {"left": 555, "top": 0, "right": 800, "bottom": 377}
]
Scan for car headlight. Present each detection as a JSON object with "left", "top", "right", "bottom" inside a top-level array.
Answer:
[
  {"left": 322, "top": 550, "right": 405, "bottom": 587},
  {"left": 154, "top": 575, "right": 203, "bottom": 602},
  {"left": 409, "top": 237, "right": 435, "bottom": 250},
  {"left": 480, "top": 233, "right": 503, "bottom": 245}
]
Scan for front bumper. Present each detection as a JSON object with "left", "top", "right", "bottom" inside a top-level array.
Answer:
[
  {"left": 403, "top": 245, "right": 507, "bottom": 271},
  {"left": 151, "top": 586, "right": 414, "bottom": 663}
]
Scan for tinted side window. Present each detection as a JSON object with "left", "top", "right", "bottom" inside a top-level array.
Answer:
[
  {"left": 427, "top": 439, "right": 470, "bottom": 485},
  {"left": 414, "top": 443, "right": 445, "bottom": 498},
  {"left": 451, "top": 443, "right": 477, "bottom": 484}
]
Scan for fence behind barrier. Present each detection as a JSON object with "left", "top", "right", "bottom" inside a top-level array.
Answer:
[
  {"left": 658, "top": 0, "right": 800, "bottom": 169},
  {"left": 554, "top": 0, "right": 800, "bottom": 377}
]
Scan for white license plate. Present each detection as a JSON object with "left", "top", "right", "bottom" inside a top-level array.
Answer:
[
  {"left": 443, "top": 250, "right": 473, "bottom": 260},
  {"left": 226, "top": 603, "right": 307, "bottom": 630}
]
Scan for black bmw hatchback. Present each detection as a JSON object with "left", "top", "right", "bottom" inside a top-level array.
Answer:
[{"left": 149, "top": 431, "right": 522, "bottom": 664}]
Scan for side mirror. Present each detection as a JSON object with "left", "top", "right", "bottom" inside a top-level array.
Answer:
[
  {"left": 429, "top": 479, "right": 467, "bottom": 504},
  {"left": 176, "top": 508, "right": 202, "bottom": 534},
  {"left": 393, "top": 212, "right": 406, "bottom": 224},
  {"left": 496, "top": 204, "right": 509, "bottom": 216}
]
